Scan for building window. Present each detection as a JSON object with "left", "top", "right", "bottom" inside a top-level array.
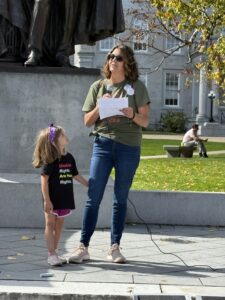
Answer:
[
  {"left": 99, "top": 37, "right": 115, "bottom": 51},
  {"left": 166, "top": 33, "right": 181, "bottom": 54},
  {"left": 133, "top": 19, "right": 148, "bottom": 52},
  {"left": 164, "top": 73, "right": 180, "bottom": 106}
]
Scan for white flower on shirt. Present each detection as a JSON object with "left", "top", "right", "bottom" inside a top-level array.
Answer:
[{"left": 124, "top": 84, "right": 134, "bottom": 96}]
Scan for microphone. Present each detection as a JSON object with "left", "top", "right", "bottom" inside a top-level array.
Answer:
[{"left": 106, "top": 84, "right": 114, "bottom": 95}]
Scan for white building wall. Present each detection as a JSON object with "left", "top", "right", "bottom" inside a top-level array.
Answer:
[{"left": 74, "top": 0, "right": 198, "bottom": 130}]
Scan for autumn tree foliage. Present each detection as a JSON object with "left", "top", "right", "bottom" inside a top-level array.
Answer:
[{"left": 128, "top": 0, "right": 225, "bottom": 91}]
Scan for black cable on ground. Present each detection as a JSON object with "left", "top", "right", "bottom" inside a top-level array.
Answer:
[{"left": 128, "top": 197, "right": 217, "bottom": 272}]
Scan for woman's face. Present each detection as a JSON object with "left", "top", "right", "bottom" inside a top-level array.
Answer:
[{"left": 108, "top": 48, "right": 125, "bottom": 75}]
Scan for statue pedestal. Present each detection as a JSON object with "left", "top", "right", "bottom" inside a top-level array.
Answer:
[
  {"left": 0, "top": 63, "right": 100, "bottom": 173},
  {"left": 0, "top": 64, "right": 114, "bottom": 229}
]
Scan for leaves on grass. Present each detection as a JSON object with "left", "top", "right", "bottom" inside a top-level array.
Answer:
[
  {"left": 20, "top": 235, "right": 36, "bottom": 240},
  {"left": 132, "top": 156, "right": 225, "bottom": 192}
]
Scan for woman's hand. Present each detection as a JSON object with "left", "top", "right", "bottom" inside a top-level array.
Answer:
[
  {"left": 121, "top": 104, "right": 150, "bottom": 128},
  {"left": 102, "top": 93, "right": 112, "bottom": 98},
  {"left": 120, "top": 107, "right": 134, "bottom": 119}
]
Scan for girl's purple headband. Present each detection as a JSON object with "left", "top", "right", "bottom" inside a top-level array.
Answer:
[{"left": 49, "top": 123, "right": 57, "bottom": 142}]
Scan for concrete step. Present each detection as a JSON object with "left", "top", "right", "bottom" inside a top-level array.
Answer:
[
  {"left": 0, "top": 173, "right": 113, "bottom": 228},
  {"left": 1, "top": 173, "right": 225, "bottom": 228}
]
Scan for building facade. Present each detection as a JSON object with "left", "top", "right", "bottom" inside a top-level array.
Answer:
[{"left": 74, "top": 0, "right": 224, "bottom": 133}]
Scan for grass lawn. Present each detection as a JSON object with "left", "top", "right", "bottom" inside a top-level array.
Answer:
[
  {"left": 141, "top": 139, "right": 225, "bottom": 156},
  {"left": 131, "top": 138, "right": 225, "bottom": 192}
]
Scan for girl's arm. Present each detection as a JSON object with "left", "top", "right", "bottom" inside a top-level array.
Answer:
[
  {"left": 41, "top": 175, "right": 53, "bottom": 213},
  {"left": 73, "top": 174, "right": 89, "bottom": 187}
]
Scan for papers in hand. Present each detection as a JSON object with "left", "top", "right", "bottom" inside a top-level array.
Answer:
[{"left": 98, "top": 97, "right": 128, "bottom": 120}]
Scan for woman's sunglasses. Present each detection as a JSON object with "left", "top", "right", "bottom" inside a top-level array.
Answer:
[{"left": 107, "top": 53, "right": 124, "bottom": 62}]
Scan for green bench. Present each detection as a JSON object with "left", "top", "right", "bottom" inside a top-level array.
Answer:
[{"left": 163, "top": 145, "right": 196, "bottom": 158}]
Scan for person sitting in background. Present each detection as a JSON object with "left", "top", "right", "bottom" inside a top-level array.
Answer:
[{"left": 182, "top": 124, "right": 208, "bottom": 158}]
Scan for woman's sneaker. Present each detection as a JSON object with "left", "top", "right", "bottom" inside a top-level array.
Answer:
[
  {"left": 48, "top": 254, "right": 62, "bottom": 266},
  {"left": 107, "top": 243, "right": 126, "bottom": 263},
  {"left": 68, "top": 243, "right": 90, "bottom": 263}
]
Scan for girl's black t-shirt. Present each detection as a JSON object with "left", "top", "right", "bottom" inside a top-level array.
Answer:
[{"left": 41, "top": 153, "right": 78, "bottom": 210}]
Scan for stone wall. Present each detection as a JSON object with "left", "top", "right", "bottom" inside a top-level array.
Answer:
[{"left": 0, "top": 65, "right": 100, "bottom": 173}]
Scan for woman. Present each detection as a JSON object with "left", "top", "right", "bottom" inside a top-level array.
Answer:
[{"left": 69, "top": 44, "right": 150, "bottom": 264}]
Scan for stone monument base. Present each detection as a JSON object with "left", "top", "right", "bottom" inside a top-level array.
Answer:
[
  {"left": 199, "top": 122, "right": 225, "bottom": 137},
  {"left": 0, "top": 63, "right": 100, "bottom": 174},
  {"left": 0, "top": 173, "right": 114, "bottom": 228}
]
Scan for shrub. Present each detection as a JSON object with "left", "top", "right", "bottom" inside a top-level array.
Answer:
[{"left": 161, "top": 111, "right": 188, "bottom": 133}]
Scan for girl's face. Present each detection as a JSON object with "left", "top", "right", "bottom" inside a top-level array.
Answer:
[
  {"left": 108, "top": 48, "right": 125, "bottom": 75},
  {"left": 57, "top": 130, "right": 69, "bottom": 148}
]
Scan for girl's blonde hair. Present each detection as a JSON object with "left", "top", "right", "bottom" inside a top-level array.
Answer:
[
  {"left": 32, "top": 125, "right": 63, "bottom": 168},
  {"left": 101, "top": 44, "right": 139, "bottom": 82}
]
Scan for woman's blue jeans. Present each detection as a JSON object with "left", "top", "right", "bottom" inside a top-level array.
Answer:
[{"left": 80, "top": 136, "right": 140, "bottom": 247}]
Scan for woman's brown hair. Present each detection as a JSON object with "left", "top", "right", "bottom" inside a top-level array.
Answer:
[
  {"left": 32, "top": 125, "right": 63, "bottom": 168},
  {"left": 101, "top": 44, "right": 139, "bottom": 82}
]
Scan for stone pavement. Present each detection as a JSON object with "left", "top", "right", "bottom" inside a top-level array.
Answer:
[{"left": 1, "top": 225, "right": 225, "bottom": 299}]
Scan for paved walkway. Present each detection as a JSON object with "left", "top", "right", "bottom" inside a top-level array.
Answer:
[
  {"left": 141, "top": 150, "right": 225, "bottom": 160},
  {"left": 142, "top": 134, "right": 225, "bottom": 142},
  {"left": 1, "top": 225, "right": 225, "bottom": 299}
]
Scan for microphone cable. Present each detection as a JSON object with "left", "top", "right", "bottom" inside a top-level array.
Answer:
[{"left": 128, "top": 196, "right": 218, "bottom": 272}]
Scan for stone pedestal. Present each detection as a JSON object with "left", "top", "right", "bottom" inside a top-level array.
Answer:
[
  {"left": 74, "top": 45, "right": 95, "bottom": 68},
  {"left": 0, "top": 64, "right": 117, "bottom": 229},
  {"left": 199, "top": 122, "right": 225, "bottom": 137},
  {"left": 0, "top": 64, "right": 100, "bottom": 173}
]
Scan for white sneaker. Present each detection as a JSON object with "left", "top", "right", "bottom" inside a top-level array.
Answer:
[
  {"left": 58, "top": 256, "right": 67, "bottom": 264},
  {"left": 107, "top": 243, "right": 126, "bottom": 263},
  {"left": 68, "top": 243, "right": 90, "bottom": 263},
  {"left": 55, "top": 250, "right": 67, "bottom": 264},
  {"left": 48, "top": 254, "right": 62, "bottom": 266}
]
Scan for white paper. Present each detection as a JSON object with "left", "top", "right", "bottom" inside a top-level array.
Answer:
[{"left": 98, "top": 97, "right": 128, "bottom": 120}]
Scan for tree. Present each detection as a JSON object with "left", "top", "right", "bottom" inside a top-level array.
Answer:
[{"left": 127, "top": 0, "right": 225, "bottom": 92}]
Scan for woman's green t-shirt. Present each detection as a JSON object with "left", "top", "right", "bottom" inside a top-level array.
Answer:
[{"left": 82, "top": 78, "right": 150, "bottom": 146}]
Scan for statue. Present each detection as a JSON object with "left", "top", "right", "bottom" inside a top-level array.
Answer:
[
  {"left": 0, "top": 0, "right": 125, "bottom": 67},
  {"left": 0, "top": 0, "right": 32, "bottom": 61},
  {"left": 24, "top": 0, "right": 77, "bottom": 67}
]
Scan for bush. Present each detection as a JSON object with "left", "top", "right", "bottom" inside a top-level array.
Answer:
[{"left": 161, "top": 111, "right": 188, "bottom": 133}]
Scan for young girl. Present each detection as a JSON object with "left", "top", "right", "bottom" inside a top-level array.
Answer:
[{"left": 32, "top": 124, "right": 88, "bottom": 266}]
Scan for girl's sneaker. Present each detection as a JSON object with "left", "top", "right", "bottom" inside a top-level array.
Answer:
[
  {"left": 48, "top": 254, "right": 62, "bottom": 266},
  {"left": 58, "top": 256, "right": 67, "bottom": 264},
  {"left": 55, "top": 250, "right": 67, "bottom": 264}
]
